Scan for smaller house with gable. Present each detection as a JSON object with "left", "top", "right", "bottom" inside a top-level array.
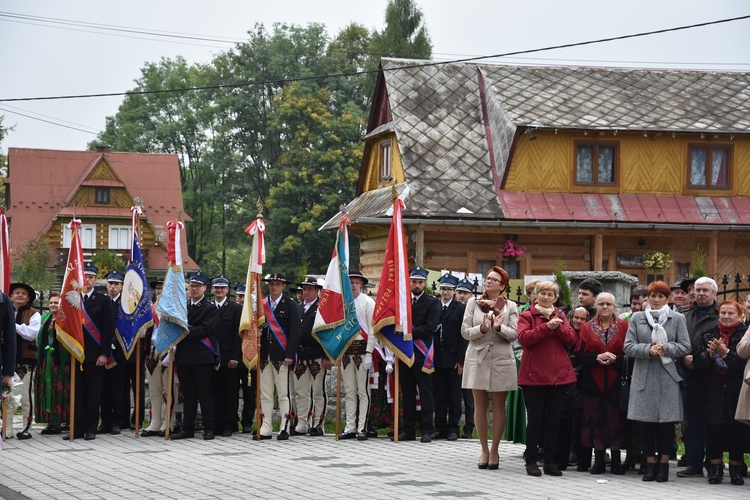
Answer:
[{"left": 5, "top": 147, "right": 198, "bottom": 283}]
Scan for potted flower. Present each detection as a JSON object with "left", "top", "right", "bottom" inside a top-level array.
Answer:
[
  {"left": 642, "top": 251, "right": 673, "bottom": 272},
  {"left": 500, "top": 239, "right": 526, "bottom": 260}
]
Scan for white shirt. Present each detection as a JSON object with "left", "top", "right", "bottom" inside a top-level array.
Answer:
[
  {"left": 215, "top": 298, "right": 226, "bottom": 309},
  {"left": 14, "top": 309, "right": 42, "bottom": 341}
]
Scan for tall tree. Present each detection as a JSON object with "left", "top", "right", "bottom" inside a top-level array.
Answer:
[{"left": 370, "top": 0, "right": 433, "bottom": 60}]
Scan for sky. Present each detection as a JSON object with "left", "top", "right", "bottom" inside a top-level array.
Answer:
[{"left": 1, "top": 0, "right": 749, "bottom": 152}]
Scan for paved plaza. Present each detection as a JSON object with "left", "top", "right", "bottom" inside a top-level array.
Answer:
[{"left": 0, "top": 423, "right": 747, "bottom": 500}]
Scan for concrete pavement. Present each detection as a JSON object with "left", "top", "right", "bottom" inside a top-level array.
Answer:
[{"left": 0, "top": 425, "right": 747, "bottom": 499}]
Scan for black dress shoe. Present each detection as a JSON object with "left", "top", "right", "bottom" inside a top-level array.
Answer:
[
  {"left": 203, "top": 430, "right": 215, "bottom": 440},
  {"left": 170, "top": 430, "right": 194, "bottom": 440},
  {"left": 241, "top": 427, "right": 253, "bottom": 434},
  {"left": 543, "top": 464, "right": 562, "bottom": 476},
  {"left": 308, "top": 427, "right": 324, "bottom": 437},
  {"left": 84, "top": 433, "right": 96, "bottom": 441},
  {"left": 277, "top": 430, "right": 289, "bottom": 441},
  {"left": 221, "top": 429, "right": 233, "bottom": 437},
  {"left": 420, "top": 433, "right": 432, "bottom": 443},
  {"left": 356, "top": 431, "right": 368, "bottom": 441},
  {"left": 366, "top": 430, "right": 378, "bottom": 438},
  {"left": 393, "top": 432, "right": 415, "bottom": 441},
  {"left": 289, "top": 428, "right": 306, "bottom": 436},
  {"left": 16, "top": 430, "right": 32, "bottom": 440},
  {"left": 41, "top": 425, "right": 61, "bottom": 435},
  {"left": 338, "top": 431, "right": 357, "bottom": 440},
  {"left": 110, "top": 425, "right": 121, "bottom": 435},
  {"left": 431, "top": 431, "right": 447, "bottom": 440},
  {"left": 95, "top": 426, "right": 110, "bottom": 435},
  {"left": 447, "top": 432, "right": 458, "bottom": 441},
  {"left": 140, "top": 430, "right": 161, "bottom": 437},
  {"left": 252, "top": 433, "right": 272, "bottom": 441}
]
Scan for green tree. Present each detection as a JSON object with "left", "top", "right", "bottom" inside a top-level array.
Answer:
[
  {"left": 370, "top": 0, "right": 432, "bottom": 59},
  {"left": 92, "top": 250, "right": 127, "bottom": 278},
  {"left": 0, "top": 116, "right": 11, "bottom": 206},
  {"left": 12, "top": 236, "right": 55, "bottom": 291}
]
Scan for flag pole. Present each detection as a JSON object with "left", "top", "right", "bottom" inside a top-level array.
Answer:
[
  {"left": 255, "top": 361, "right": 261, "bottom": 441},
  {"left": 393, "top": 360, "right": 399, "bottom": 443},
  {"left": 335, "top": 360, "right": 341, "bottom": 439},
  {"left": 69, "top": 358, "right": 77, "bottom": 442},
  {"left": 134, "top": 337, "right": 141, "bottom": 438},
  {"left": 164, "top": 347, "right": 175, "bottom": 440}
]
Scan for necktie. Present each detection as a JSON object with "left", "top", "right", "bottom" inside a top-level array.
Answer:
[
  {"left": 441, "top": 304, "right": 447, "bottom": 320},
  {"left": 217, "top": 303, "right": 221, "bottom": 310},
  {"left": 412, "top": 296, "right": 417, "bottom": 305}
]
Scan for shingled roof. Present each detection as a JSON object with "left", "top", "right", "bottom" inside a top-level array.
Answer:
[{"left": 322, "top": 59, "right": 750, "bottom": 230}]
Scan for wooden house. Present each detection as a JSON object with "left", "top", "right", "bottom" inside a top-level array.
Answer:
[
  {"left": 322, "top": 59, "right": 750, "bottom": 286},
  {"left": 5, "top": 147, "right": 198, "bottom": 281}
]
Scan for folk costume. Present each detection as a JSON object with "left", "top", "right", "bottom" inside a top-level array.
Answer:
[
  {"left": 11, "top": 283, "right": 41, "bottom": 440},
  {"left": 34, "top": 311, "right": 70, "bottom": 432}
]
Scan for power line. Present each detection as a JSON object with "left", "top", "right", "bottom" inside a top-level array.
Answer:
[
  {"left": 0, "top": 106, "right": 99, "bottom": 135},
  {"left": 2, "top": 14, "right": 749, "bottom": 103}
]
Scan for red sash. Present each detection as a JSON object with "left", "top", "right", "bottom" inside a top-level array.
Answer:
[{"left": 263, "top": 297, "right": 288, "bottom": 350}]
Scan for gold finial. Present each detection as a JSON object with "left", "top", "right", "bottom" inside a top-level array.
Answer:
[
  {"left": 255, "top": 197, "right": 264, "bottom": 219},
  {"left": 391, "top": 182, "right": 397, "bottom": 200},
  {"left": 339, "top": 203, "right": 348, "bottom": 215},
  {"left": 176, "top": 210, "right": 183, "bottom": 223},
  {"left": 134, "top": 197, "right": 143, "bottom": 209}
]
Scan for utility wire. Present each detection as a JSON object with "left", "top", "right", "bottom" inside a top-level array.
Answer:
[
  {"left": 1, "top": 13, "right": 749, "bottom": 103},
  {"left": 0, "top": 106, "right": 99, "bottom": 135}
]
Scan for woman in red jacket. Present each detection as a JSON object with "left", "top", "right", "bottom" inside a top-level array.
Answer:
[{"left": 517, "top": 281, "right": 577, "bottom": 477}]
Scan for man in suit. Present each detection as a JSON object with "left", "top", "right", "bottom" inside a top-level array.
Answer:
[
  {"left": 431, "top": 274, "right": 467, "bottom": 442},
  {"left": 171, "top": 271, "right": 220, "bottom": 440},
  {"left": 256, "top": 273, "right": 300, "bottom": 440},
  {"left": 0, "top": 289, "right": 16, "bottom": 438},
  {"left": 454, "top": 278, "right": 475, "bottom": 438},
  {"left": 211, "top": 275, "right": 242, "bottom": 437},
  {"left": 292, "top": 277, "right": 330, "bottom": 437},
  {"left": 98, "top": 271, "right": 126, "bottom": 435},
  {"left": 398, "top": 266, "right": 441, "bottom": 443},
  {"left": 64, "top": 265, "right": 115, "bottom": 441}
]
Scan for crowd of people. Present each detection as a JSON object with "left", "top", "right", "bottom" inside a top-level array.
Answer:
[{"left": 2, "top": 265, "right": 750, "bottom": 488}]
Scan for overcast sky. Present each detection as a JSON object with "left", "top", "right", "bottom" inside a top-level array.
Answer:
[{"left": 1, "top": 0, "right": 749, "bottom": 152}]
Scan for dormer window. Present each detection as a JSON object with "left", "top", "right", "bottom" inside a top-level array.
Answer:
[
  {"left": 688, "top": 144, "right": 731, "bottom": 189},
  {"left": 380, "top": 140, "right": 392, "bottom": 181},
  {"left": 95, "top": 187, "right": 110, "bottom": 204},
  {"left": 575, "top": 142, "right": 618, "bottom": 186}
]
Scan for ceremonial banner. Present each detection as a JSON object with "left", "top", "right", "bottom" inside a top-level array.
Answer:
[
  {"left": 0, "top": 209, "right": 10, "bottom": 294},
  {"left": 373, "top": 191, "right": 414, "bottom": 366},
  {"left": 239, "top": 217, "right": 265, "bottom": 370},
  {"left": 312, "top": 215, "right": 359, "bottom": 362},
  {"left": 116, "top": 206, "right": 154, "bottom": 359},
  {"left": 56, "top": 219, "right": 85, "bottom": 363},
  {"left": 154, "top": 221, "right": 188, "bottom": 355}
]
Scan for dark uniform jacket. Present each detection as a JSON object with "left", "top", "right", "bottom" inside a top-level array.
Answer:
[
  {"left": 434, "top": 299, "right": 467, "bottom": 369},
  {"left": 261, "top": 293, "right": 301, "bottom": 362},
  {"left": 298, "top": 299, "right": 324, "bottom": 360},
  {"left": 83, "top": 290, "right": 114, "bottom": 364},
  {"left": 215, "top": 299, "right": 242, "bottom": 367},
  {"left": 0, "top": 293, "right": 16, "bottom": 377},
  {"left": 177, "top": 296, "right": 219, "bottom": 365},
  {"left": 110, "top": 295, "right": 126, "bottom": 363},
  {"left": 411, "top": 292, "right": 441, "bottom": 363}
]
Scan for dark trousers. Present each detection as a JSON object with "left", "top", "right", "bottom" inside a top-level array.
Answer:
[
  {"left": 238, "top": 364, "right": 257, "bottom": 429},
  {"left": 74, "top": 363, "right": 104, "bottom": 436},
  {"left": 122, "top": 361, "right": 145, "bottom": 428},
  {"left": 683, "top": 380, "right": 705, "bottom": 467},
  {"left": 462, "top": 388, "right": 475, "bottom": 432},
  {"left": 213, "top": 366, "right": 240, "bottom": 432},
  {"left": 706, "top": 422, "right": 745, "bottom": 462},
  {"left": 522, "top": 384, "right": 569, "bottom": 464},
  {"left": 178, "top": 363, "right": 215, "bottom": 433},
  {"left": 433, "top": 365, "right": 462, "bottom": 434},
  {"left": 639, "top": 421, "right": 675, "bottom": 457},
  {"left": 99, "top": 362, "right": 124, "bottom": 429},
  {"left": 399, "top": 358, "right": 434, "bottom": 435}
]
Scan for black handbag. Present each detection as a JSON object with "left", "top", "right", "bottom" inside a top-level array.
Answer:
[{"left": 619, "top": 355, "right": 631, "bottom": 412}]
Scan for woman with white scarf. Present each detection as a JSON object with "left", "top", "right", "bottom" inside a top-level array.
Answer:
[{"left": 624, "top": 281, "right": 691, "bottom": 483}]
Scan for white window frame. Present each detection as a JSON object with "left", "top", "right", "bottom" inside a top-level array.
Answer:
[
  {"left": 108, "top": 225, "right": 132, "bottom": 250},
  {"left": 63, "top": 224, "right": 96, "bottom": 249}
]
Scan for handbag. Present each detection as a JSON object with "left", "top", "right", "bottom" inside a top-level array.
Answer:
[{"left": 619, "top": 355, "right": 631, "bottom": 412}]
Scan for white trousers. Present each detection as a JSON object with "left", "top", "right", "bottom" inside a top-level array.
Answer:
[
  {"left": 145, "top": 364, "right": 175, "bottom": 432},
  {"left": 16, "top": 368, "right": 34, "bottom": 434},
  {"left": 260, "top": 361, "right": 291, "bottom": 436},
  {"left": 341, "top": 355, "right": 370, "bottom": 433},
  {"left": 293, "top": 358, "right": 327, "bottom": 433}
]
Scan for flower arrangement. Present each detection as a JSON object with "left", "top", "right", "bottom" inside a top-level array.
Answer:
[
  {"left": 642, "top": 251, "right": 673, "bottom": 272},
  {"left": 500, "top": 239, "right": 526, "bottom": 259}
]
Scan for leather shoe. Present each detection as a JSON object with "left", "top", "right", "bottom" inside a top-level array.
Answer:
[
  {"left": 203, "top": 430, "right": 215, "bottom": 440},
  {"left": 170, "top": 430, "right": 194, "bottom": 440},
  {"left": 447, "top": 432, "right": 458, "bottom": 441},
  {"left": 290, "top": 428, "right": 306, "bottom": 436},
  {"left": 241, "top": 426, "right": 253, "bottom": 434},
  {"left": 366, "top": 430, "right": 378, "bottom": 438},
  {"left": 338, "top": 431, "right": 357, "bottom": 440},
  {"left": 16, "top": 430, "right": 32, "bottom": 440},
  {"left": 221, "top": 429, "right": 233, "bottom": 437},
  {"left": 461, "top": 431, "right": 473, "bottom": 439},
  {"left": 393, "top": 432, "right": 415, "bottom": 441},
  {"left": 431, "top": 431, "right": 447, "bottom": 440},
  {"left": 41, "top": 425, "right": 61, "bottom": 435},
  {"left": 110, "top": 425, "right": 121, "bottom": 435},
  {"left": 277, "top": 430, "right": 289, "bottom": 441},
  {"left": 95, "top": 426, "right": 110, "bottom": 435},
  {"left": 308, "top": 427, "right": 324, "bottom": 437},
  {"left": 420, "top": 433, "right": 432, "bottom": 443},
  {"left": 526, "top": 463, "right": 542, "bottom": 476},
  {"left": 84, "top": 433, "right": 96, "bottom": 441},
  {"left": 543, "top": 464, "right": 563, "bottom": 476},
  {"left": 140, "top": 430, "right": 161, "bottom": 437},
  {"left": 356, "top": 431, "right": 368, "bottom": 441},
  {"left": 676, "top": 465, "right": 704, "bottom": 478},
  {"left": 252, "top": 433, "right": 272, "bottom": 441}
]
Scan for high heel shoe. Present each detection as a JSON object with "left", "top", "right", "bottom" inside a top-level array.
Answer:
[
  {"left": 488, "top": 463, "right": 499, "bottom": 470},
  {"left": 477, "top": 462, "right": 489, "bottom": 469}
]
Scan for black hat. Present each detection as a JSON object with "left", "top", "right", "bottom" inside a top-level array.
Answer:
[
  {"left": 189, "top": 271, "right": 210, "bottom": 286},
  {"left": 211, "top": 275, "right": 230, "bottom": 287},
  {"left": 438, "top": 273, "right": 459, "bottom": 289},
  {"left": 149, "top": 278, "right": 164, "bottom": 289},
  {"left": 107, "top": 271, "right": 124, "bottom": 283},
  {"left": 263, "top": 273, "right": 288, "bottom": 284},
  {"left": 9, "top": 283, "right": 36, "bottom": 304},
  {"left": 235, "top": 283, "right": 246, "bottom": 295},
  {"left": 670, "top": 279, "right": 683, "bottom": 291},
  {"left": 84, "top": 264, "right": 99, "bottom": 276},
  {"left": 409, "top": 266, "right": 428, "bottom": 280},
  {"left": 298, "top": 276, "right": 323, "bottom": 288},
  {"left": 456, "top": 278, "right": 475, "bottom": 293},
  {"left": 680, "top": 277, "right": 698, "bottom": 293},
  {"left": 348, "top": 270, "right": 369, "bottom": 285}
]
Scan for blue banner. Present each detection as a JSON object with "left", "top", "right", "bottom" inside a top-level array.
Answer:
[
  {"left": 116, "top": 235, "right": 154, "bottom": 359},
  {"left": 154, "top": 264, "right": 189, "bottom": 355}
]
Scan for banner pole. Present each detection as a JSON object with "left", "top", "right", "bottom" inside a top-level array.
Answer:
[
  {"left": 255, "top": 360, "right": 261, "bottom": 441},
  {"left": 164, "top": 348, "right": 175, "bottom": 440},
  {"left": 335, "top": 360, "right": 341, "bottom": 440},
  {"left": 134, "top": 338, "right": 141, "bottom": 438},
  {"left": 69, "top": 358, "right": 77, "bottom": 442},
  {"left": 393, "top": 360, "right": 399, "bottom": 443}
]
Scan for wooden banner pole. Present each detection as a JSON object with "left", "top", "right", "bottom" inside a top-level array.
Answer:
[
  {"left": 134, "top": 338, "right": 141, "bottom": 438},
  {"left": 335, "top": 360, "right": 341, "bottom": 440},
  {"left": 164, "top": 348, "right": 175, "bottom": 440},
  {"left": 393, "top": 360, "right": 399, "bottom": 443},
  {"left": 255, "top": 360, "right": 261, "bottom": 441},
  {"left": 69, "top": 358, "right": 77, "bottom": 442}
]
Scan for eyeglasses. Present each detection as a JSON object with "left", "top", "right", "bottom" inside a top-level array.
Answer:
[
  {"left": 188, "top": 284, "right": 204, "bottom": 289},
  {"left": 485, "top": 276, "right": 503, "bottom": 284}
]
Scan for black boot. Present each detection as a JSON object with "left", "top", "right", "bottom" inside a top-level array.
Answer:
[
  {"left": 590, "top": 450, "right": 606, "bottom": 474},
  {"left": 729, "top": 465, "right": 745, "bottom": 486},
  {"left": 708, "top": 463, "right": 724, "bottom": 484},
  {"left": 642, "top": 462, "right": 657, "bottom": 482},
  {"left": 610, "top": 451, "right": 625, "bottom": 475},
  {"left": 655, "top": 462, "right": 669, "bottom": 483},
  {"left": 576, "top": 446, "right": 592, "bottom": 472}
]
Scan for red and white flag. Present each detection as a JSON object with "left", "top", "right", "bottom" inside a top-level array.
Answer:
[{"left": 56, "top": 219, "right": 86, "bottom": 363}]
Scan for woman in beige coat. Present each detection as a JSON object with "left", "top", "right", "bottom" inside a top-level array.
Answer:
[
  {"left": 736, "top": 326, "right": 750, "bottom": 426},
  {"left": 461, "top": 266, "right": 518, "bottom": 470}
]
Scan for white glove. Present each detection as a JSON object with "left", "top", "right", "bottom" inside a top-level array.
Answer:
[
  {"left": 385, "top": 361, "right": 394, "bottom": 374},
  {"left": 363, "top": 353, "right": 373, "bottom": 371}
]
